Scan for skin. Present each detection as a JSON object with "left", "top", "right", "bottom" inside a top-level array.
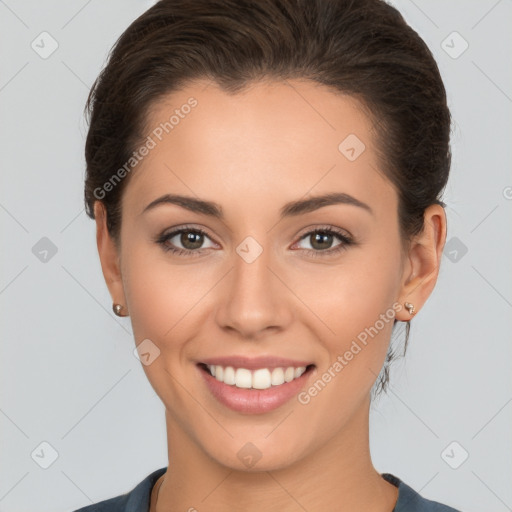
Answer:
[{"left": 94, "top": 79, "right": 446, "bottom": 511}]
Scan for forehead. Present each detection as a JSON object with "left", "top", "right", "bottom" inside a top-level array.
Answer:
[{"left": 122, "top": 79, "right": 396, "bottom": 219}]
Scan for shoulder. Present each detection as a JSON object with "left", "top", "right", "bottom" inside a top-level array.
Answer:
[
  {"left": 383, "top": 473, "right": 463, "bottom": 512},
  {"left": 72, "top": 467, "right": 167, "bottom": 512}
]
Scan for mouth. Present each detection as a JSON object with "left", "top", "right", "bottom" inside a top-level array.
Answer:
[
  {"left": 197, "top": 362, "right": 316, "bottom": 414},
  {"left": 198, "top": 362, "right": 316, "bottom": 389}
]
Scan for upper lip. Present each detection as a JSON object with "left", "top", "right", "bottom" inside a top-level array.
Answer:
[{"left": 199, "top": 356, "right": 314, "bottom": 370}]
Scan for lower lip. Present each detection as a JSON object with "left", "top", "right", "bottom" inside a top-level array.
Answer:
[{"left": 197, "top": 364, "right": 315, "bottom": 414}]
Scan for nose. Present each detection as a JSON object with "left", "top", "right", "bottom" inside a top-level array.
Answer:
[{"left": 214, "top": 239, "right": 293, "bottom": 340}]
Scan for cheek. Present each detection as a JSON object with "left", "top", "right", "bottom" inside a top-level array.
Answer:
[
  {"left": 121, "top": 242, "right": 216, "bottom": 345},
  {"left": 296, "top": 254, "right": 400, "bottom": 339},
  {"left": 298, "top": 266, "right": 398, "bottom": 423},
  {"left": 120, "top": 243, "right": 179, "bottom": 341},
  {"left": 120, "top": 248, "right": 200, "bottom": 398},
  {"left": 292, "top": 237, "right": 402, "bottom": 382}
]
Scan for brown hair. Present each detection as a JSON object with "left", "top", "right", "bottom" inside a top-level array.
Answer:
[{"left": 83, "top": 0, "right": 452, "bottom": 397}]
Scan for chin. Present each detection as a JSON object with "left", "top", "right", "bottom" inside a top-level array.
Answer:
[{"left": 200, "top": 433, "right": 310, "bottom": 473}]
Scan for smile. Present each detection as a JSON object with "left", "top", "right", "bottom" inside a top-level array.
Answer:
[
  {"left": 204, "top": 364, "right": 309, "bottom": 389},
  {"left": 197, "top": 362, "right": 316, "bottom": 414}
]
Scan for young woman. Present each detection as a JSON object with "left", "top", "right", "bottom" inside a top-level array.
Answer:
[{"left": 75, "top": 0, "right": 462, "bottom": 510}]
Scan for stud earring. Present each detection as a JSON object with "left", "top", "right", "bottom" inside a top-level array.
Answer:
[
  {"left": 404, "top": 302, "right": 416, "bottom": 316},
  {"left": 113, "top": 303, "right": 128, "bottom": 317}
]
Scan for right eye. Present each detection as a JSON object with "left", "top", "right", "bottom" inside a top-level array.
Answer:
[{"left": 155, "top": 226, "right": 218, "bottom": 257}]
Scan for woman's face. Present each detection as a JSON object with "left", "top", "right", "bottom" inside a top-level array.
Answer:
[{"left": 99, "top": 79, "right": 425, "bottom": 471}]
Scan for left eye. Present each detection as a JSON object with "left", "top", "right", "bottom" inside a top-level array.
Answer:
[{"left": 293, "top": 228, "right": 352, "bottom": 253}]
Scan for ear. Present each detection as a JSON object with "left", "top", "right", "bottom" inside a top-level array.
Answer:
[
  {"left": 94, "top": 201, "right": 127, "bottom": 314},
  {"left": 395, "top": 204, "right": 447, "bottom": 321}
]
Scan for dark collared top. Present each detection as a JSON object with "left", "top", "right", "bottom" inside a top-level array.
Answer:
[{"left": 72, "top": 467, "right": 463, "bottom": 511}]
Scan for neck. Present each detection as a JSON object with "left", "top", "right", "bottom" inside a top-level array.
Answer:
[{"left": 154, "top": 397, "right": 398, "bottom": 512}]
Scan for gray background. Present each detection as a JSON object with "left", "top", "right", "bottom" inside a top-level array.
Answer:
[{"left": 1, "top": 1, "right": 511, "bottom": 511}]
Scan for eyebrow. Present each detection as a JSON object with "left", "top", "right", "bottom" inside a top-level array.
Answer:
[{"left": 141, "top": 192, "right": 374, "bottom": 219}]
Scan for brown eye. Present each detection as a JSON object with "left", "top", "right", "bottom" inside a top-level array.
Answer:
[
  {"left": 178, "top": 230, "right": 205, "bottom": 250},
  {"left": 309, "top": 231, "right": 336, "bottom": 251},
  {"left": 155, "top": 226, "right": 217, "bottom": 256},
  {"left": 293, "top": 227, "right": 353, "bottom": 258}
]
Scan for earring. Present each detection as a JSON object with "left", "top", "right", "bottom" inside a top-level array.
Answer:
[
  {"left": 113, "top": 303, "right": 128, "bottom": 317},
  {"left": 404, "top": 302, "right": 416, "bottom": 316}
]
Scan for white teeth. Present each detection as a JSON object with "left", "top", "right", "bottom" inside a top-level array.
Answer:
[
  {"left": 206, "top": 364, "right": 307, "bottom": 389},
  {"left": 223, "top": 366, "right": 235, "bottom": 385},
  {"left": 235, "top": 368, "right": 252, "bottom": 388},
  {"left": 271, "top": 367, "right": 285, "bottom": 386},
  {"left": 252, "top": 368, "right": 272, "bottom": 389},
  {"left": 284, "top": 367, "right": 295, "bottom": 382}
]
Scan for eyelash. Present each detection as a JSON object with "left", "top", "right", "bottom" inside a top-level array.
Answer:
[{"left": 154, "top": 224, "right": 354, "bottom": 258}]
